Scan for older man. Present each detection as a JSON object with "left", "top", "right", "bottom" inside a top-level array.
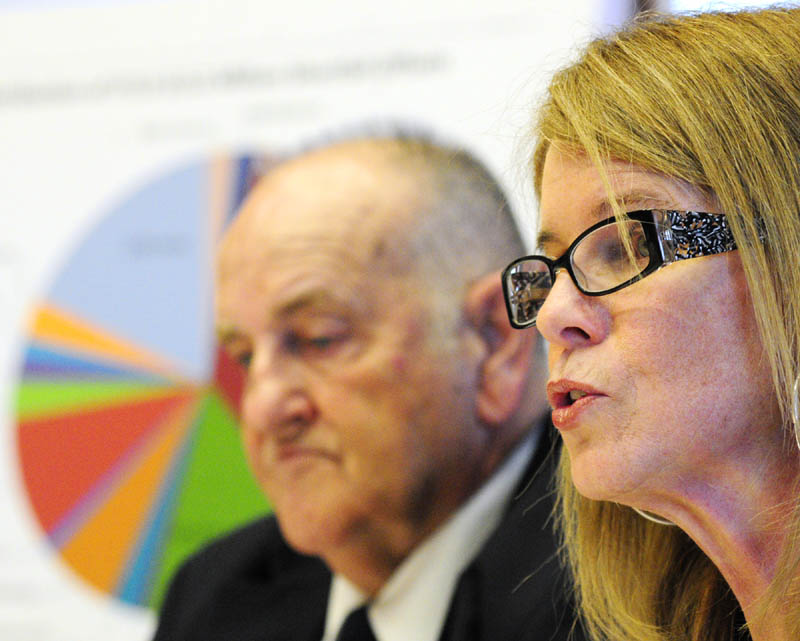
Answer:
[{"left": 153, "top": 136, "right": 582, "bottom": 641}]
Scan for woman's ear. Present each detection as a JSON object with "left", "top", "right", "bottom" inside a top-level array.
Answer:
[{"left": 465, "top": 271, "right": 538, "bottom": 426}]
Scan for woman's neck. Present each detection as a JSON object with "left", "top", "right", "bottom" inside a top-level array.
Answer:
[{"left": 630, "top": 432, "right": 799, "bottom": 640}]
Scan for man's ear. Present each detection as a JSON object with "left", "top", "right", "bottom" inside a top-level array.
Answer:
[{"left": 465, "top": 271, "right": 537, "bottom": 427}]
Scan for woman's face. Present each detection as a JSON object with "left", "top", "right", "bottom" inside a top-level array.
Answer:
[{"left": 535, "top": 147, "right": 779, "bottom": 506}]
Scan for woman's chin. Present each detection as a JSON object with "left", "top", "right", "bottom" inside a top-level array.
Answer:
[
  {"left": 569, "top": 451, "right": 635, "bottom": 503},
  {"left": 572, "top": 475, "right": 617, "bottom": 502}
]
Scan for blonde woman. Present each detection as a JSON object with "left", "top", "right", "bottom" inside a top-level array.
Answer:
[{"left": 502, "top": 7, "right": 800, "bottom": 641}]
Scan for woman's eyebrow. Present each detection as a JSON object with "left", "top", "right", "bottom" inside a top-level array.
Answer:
[
  {"left": 535, "top": 229, "right": 561, "bottom": 253},
  {"left": 534, "top": 202, "right": 614, "bottom": 252},
  {"left": 535, "top": 192, "right": 674, "bottom": 252}
]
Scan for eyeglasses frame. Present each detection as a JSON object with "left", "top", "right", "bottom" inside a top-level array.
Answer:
[{"left": 501, "top": 209, "right": 737, "bottom": 329}]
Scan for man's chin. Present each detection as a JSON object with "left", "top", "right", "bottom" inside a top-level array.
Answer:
[{"left": 275, "top": 507, "right": 353, "bottom": 557}]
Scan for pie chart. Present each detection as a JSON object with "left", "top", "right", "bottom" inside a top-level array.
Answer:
[{"left": 14, "top": 155, "right": 272, "bottom": 609}]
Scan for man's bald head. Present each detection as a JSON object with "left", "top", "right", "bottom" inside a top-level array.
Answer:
[
  {"left": 224, "top": 136, "right": 525, "bottom": 303},
  {"left": 222, "top": 139, "right": 433, "bottom": 290}
]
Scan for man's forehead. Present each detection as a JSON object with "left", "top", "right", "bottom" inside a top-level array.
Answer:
[
  {"left": 218, "top": 206, "right": 407, "bottom": 281},
  {"left": 219, "top": 147, "right": 429, "bottom": 273},
  {"left": 214, "top": 239, "right": 377, "bottom": 333}
]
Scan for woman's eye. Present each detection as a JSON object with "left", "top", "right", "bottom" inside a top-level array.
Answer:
[
  {"left": 636, "top": 233, "right": 650, "bottom": 258},
  {"left": 599, "top": 230, "right": 648, "bottom": 266},
  {"left": 599, "top": 237, "right": 626, "bottom": 264}
]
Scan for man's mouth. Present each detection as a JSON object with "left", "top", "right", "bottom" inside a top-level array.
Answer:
[{"left": 276, "top": 443, "right": 336, "bottom": 463}]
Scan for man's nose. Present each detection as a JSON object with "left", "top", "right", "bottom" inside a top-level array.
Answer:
[{"left": 240, "top": 341, "right": 317, "bottom": 435}]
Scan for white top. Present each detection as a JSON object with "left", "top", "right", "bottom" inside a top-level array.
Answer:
[{"left": 321, "top": 430, "right": 539, "bottom": 641}]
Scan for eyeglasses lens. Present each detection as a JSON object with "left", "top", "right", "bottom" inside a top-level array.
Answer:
[
  {"left": 571, "top": 219, "right": 651, "bottom": 292},
  {"left": 505, "top": 259, "right": 553, "bottom": 326},
  {"left": 505, "top": 219, "right": 654, "bottom": 327}
]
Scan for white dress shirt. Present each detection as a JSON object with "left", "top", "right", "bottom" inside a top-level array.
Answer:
[{"left": 321, "top": 430, "right": 539, "bottom": 641}]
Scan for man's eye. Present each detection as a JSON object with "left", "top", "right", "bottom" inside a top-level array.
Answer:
[
  {"left": 286, "top": 332, "right": 347, "bottom": 354},
  {"left": 308, "top": 336, "right": 337, "bottom": 349},
  {"left": 233, "top": 350, "right": 252, "bottom": 368},
  {"left": 221, "top": 340, "right": 253, "bottom": 368}
]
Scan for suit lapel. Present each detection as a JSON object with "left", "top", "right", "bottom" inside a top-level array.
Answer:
[
  {"left": 256, "top": 546, "right": 331, "bottom": 641},
  {"left": 438, "top": 419, "right": 578, "bottom": 641}
]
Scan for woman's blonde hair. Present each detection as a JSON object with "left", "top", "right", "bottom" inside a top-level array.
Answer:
[{"left": 532, "top": 7, "right": 800, "bottom": 640}]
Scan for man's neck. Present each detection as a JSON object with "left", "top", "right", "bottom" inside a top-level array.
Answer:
[{"left": 322, "top": 430, "right": 540, "bottom": 641}]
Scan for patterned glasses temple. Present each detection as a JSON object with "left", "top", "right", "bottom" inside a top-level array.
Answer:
[{"left": 663, "top": 210, "right": 736, "bottom": 259}]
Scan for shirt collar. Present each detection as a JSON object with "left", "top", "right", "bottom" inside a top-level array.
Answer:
[{"left": 322, "top": 430, "right": 539, "bottom": 641}]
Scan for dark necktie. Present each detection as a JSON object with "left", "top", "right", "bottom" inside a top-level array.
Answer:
[{"left": 335, "top": 605, "right": 377, "bottom": 641}]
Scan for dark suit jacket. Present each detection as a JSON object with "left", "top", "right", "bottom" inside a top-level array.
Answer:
[{"left": 153, "top": 421, "right": 584, "bottom": 641}]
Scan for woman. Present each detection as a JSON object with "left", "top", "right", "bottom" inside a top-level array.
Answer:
[{"left": 502, "top": 7, "right": 800, "bottom": 641}]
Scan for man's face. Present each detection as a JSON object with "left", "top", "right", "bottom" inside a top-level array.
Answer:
[{"left": 215, "top": 144, "right": 487, "bottom": 576}]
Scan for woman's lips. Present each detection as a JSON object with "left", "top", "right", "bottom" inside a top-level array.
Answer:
[{"left": 547, "top": 379, "right": 607, "bottom": 431}]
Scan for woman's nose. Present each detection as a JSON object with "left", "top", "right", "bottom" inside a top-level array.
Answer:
[{"left": 534, "top": 270, "right": 610, "bottom": 351}]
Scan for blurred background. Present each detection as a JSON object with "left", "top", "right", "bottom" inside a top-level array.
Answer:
[{"left": 0, "top": 0, "right": 781, "bottom": 639}]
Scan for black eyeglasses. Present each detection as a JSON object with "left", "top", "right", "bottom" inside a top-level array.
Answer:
[{"left": 502, "top": 209, "right": 737, "bottom": 329}]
